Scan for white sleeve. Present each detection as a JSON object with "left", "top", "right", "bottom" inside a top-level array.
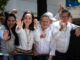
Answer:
[
  {"left": 71, "top": 23, "right": 80, "bottom": 30},
  {"left": 49, "top": 40, "right": 56, "bottom": 56},
  {"left": 49, "top": 31, "right": 56, "bottom": 56},
  {"left": 0, "top": 29, "right": 4, "bottom": 40},
  {"left": 33, "top": 28, "right": 40, "bottom": 43},
  {"left": 49, "top": 29, "right": 62, "bottom": 56},
  {"left": 55, "top": 13, "right": 60, "bottom": 21},
  {"left": 15, "top": 25, "right": 24, "bottom": 34}
]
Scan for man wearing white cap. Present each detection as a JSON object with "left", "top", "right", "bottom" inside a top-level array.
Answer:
[
  {"left": 43, "top": 12, "right": 57, "bottom": 24},
  {"left": 33, "top": 12, "right": 56, "bottom": 60}
]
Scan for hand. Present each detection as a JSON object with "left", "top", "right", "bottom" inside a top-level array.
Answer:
[
  {"left": 3, "top": 30, "right": 10, "bottom": 40},
  {"left": 60, "top": 4, "right": 64, "bottom": 10},
  {"left": 11, "top": 50, "right": 18, "bottom": 55},
  {"left": 40, "top": 31, "right": 46, "bottom": 38},
  {"left": 33, "top": 50, "right": 38, "bottom": 56},
  {"left": 58, "top": 4, "right": 64, "bottom": 14},
  {"left": 48, "top": 55, "right": 53, "bottom": 60},
  {"left": 16, "top": 18, "right": 23, "bottom": 30},
  {"left": 59, "top": 21, "right": 67, "bottom": 31},
  {"left": 75, "top": 27, "right": 80, "bottom": 37},
  {"left": 34, "top": 19, "right": 39, "bottom": 29}
]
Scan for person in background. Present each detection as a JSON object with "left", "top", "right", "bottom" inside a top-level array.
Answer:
[
  {"left": 2, "top": 13, "right": 19, "bottom": 60},
  {"left": 33, "top": 17, "right": 39, "bottom": 29},
  {"left": 66, "top": 27, "right": 80, "bottom": 60},
  {"left": 0, "top": 12, "right": 10, "bottom": 60},
  {"left": 0, "top": 29, "right": 10, "bottom": 60},
  {"left": 0, "top": 12, "right": 9, "bottom": 30}
]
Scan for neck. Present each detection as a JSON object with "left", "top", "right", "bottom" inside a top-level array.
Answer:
[
  {"left": 25, "top": 25, "right": 29, "bottom": 29},
  {"left": 42, "top": 28, "right": 46, "bottom": 31},
  {"left": 9, "top": 27, "right": 12, "bottom": 30}
]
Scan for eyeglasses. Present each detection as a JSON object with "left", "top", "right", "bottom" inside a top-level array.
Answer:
[
  {"left": 8, "top": 20, "right": 16, "bottom": 22},
  {"left": 61, "top": 16, "right": 69, "bottom": 19}
]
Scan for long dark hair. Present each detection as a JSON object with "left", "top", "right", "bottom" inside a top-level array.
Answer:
[
  {"left": 21, "top": 11, "right": 35, "bottom": 31},
  {"left": 0, "top": 11, "right": 9, "bottom": 25},
  {"left": 5, "top": 14, "right": 19, "bottom": 46}
]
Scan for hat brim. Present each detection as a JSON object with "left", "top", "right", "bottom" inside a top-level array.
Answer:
[{"left": 49, "top": 18, "right": 57, "bottom": 22}]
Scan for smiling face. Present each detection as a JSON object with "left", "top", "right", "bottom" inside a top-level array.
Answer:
[
  {"left": 60, "top": 12, "right": 69, "bottom": 23},
  {"left": 40, "top": 16, "right": 50, "bottom": 30},
  {"left": 23, "top": 13, "right": 32, "bottom": 27},
  {"left": 7, "top": 16, "right": 16, "bottom": 29},
  {"left": 60, "top": 10, "right": 71, "bottom": 24}
]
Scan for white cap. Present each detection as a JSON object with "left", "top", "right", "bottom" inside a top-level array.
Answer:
[{"left": 43, "top": 12, "right": 56, "bottom": 21}]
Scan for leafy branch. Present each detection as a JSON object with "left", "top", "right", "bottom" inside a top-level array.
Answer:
[{"left": 0, "top": 0, "right": 8, "bottom": 11}]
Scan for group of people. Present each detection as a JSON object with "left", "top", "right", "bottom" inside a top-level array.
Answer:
[{"left": 0, "top": 5, "right": 80, "bottom": 60}]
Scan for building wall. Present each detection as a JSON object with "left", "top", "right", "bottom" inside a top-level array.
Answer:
[
  {"left": 47, "top": 0, "right": 65, "bottom": 16},
  {"left": 5, "top": 0, "right": 80, "bottom": 19},
  {"left": 47, "top": 0, "right": 80, "bottom": 19},
  {"left": 5, "top": 0, "right": 37, "bottom": 18}
]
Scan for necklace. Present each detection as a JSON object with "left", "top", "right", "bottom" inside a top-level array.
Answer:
[{"left": 25, "top": 29, "right": 31, "bottom": 47}]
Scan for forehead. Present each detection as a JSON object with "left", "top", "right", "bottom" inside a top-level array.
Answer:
[
  {"left": 41, "top": 16, "right": 49, "bottom": 21},
  {"left": 61, "top": 12, "right": 69, "bottom": 16},
  {"left": 77, "top": 27, "right": 80, "bottom": 30},
  {"left": 8, "top": 16, "right": 15, "bottom": 19},
  {"left": 25, "top": 14, "right": 32, "bottom": 17}
]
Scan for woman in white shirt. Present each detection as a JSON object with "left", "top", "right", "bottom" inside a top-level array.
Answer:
[{"left": 15, "top": 11, "right": 40, "bottom": 60}]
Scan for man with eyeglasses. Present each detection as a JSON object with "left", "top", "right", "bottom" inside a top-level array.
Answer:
[{"left": 51, "top": 9, "right": 79, "bottom": 60}]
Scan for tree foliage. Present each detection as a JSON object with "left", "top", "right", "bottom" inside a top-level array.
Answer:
[{"left": 0, "top": 0, "right": 8, "bottom": 11}]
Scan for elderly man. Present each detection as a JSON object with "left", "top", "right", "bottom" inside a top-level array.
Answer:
[{"left": 33, "top": 12, "right": 56, "bottom": 60}]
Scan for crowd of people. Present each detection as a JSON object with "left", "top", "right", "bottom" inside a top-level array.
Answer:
[{"left": 0, "top": 5, "right": 80, "bottom": 60}]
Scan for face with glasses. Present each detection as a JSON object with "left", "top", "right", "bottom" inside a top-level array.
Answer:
[
  {"left": 7, "top": 16, "right": 16, "bottom": 29},
  {"left": 23, "top": 13, "right": 32, "bottom": 26},
  {"left": 60, "top": 12, "right": 69, "bottom": 23}
]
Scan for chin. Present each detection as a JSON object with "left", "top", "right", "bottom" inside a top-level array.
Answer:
[{"left": 44, "top": 27, "right": 48, "bottom": 29}]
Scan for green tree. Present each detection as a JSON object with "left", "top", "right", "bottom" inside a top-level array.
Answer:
[{"left": 0, "top": 0, "right": 8, "bottom": 11}]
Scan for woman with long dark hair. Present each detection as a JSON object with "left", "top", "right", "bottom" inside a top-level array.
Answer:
[
  {"left": 15, "top": 11, "right": 40, "bottom": 60},
  {"left": 3, "top": 13, "right": 19, "bottom": 60}
]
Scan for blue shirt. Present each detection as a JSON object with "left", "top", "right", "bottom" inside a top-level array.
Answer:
[{"left": 0, "top": 29, "right": 4, "bottom": 40}]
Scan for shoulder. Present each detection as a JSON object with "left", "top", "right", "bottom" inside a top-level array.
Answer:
[
  {"left": 0, "top": 25, "right": 6, "bottom": 30},
  {"left": 50, "top": 21, "right": 60, "bottom": 30}
]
